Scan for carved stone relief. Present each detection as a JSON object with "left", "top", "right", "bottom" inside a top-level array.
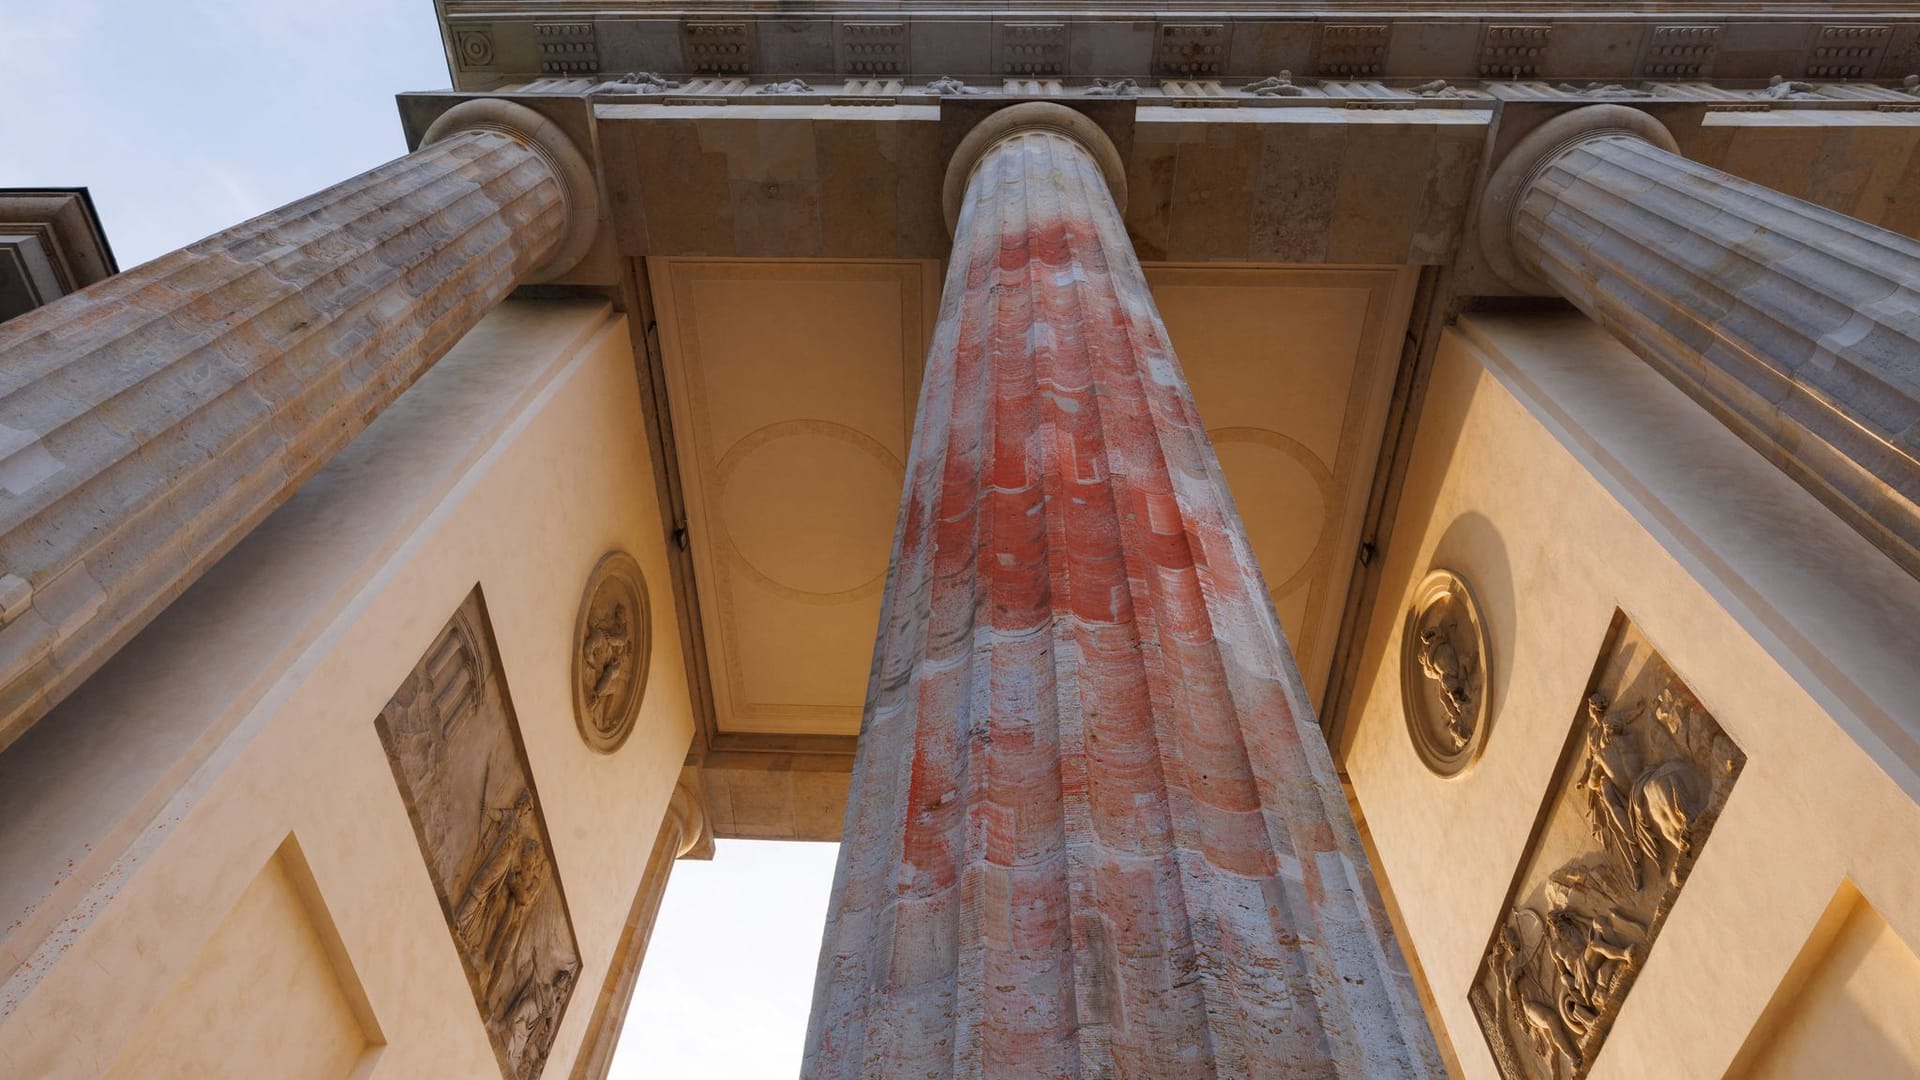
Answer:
[
  {"left": 376, "top": 588, "right": 580, "bottom": 1079},
  {"left": 1470, "top": 615, "right": 1744, "bottom": 1080},
  {"left": 1400, "top": 568, "right": 1492, "bottom": 777},
  {"left": 572, "top": 551, "right": 651, "bottom": 754}
]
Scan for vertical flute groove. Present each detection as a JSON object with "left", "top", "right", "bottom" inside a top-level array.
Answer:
[
  {"left": 806, "top": 119, "right": 1441, "bottom": 1080},
  {"left": 1512, "top": 131, "right": 1920, "bottom": 577},
  {"left": 0, "top": 127, "right": 568, "bottom": 749}
]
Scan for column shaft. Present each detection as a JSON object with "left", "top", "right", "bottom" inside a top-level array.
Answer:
[
  {"left": 0, "top": 106, "right": 578, "bottom": 748},
  {"left": 806, "top": 107, "right": 1440, "bottom": 1079},
  {"left": 1509, "top": 118, "right": 1920, "bottom": 576}
]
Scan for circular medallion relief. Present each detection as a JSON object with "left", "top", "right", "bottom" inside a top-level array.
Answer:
[
  {"left": 1400, "top": 568, "right": 1491, "bottom": 777},
  {"left": 572, "top": 551, "right": 652, "bottom": 754}
]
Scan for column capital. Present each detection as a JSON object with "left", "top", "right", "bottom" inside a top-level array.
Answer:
[
  {"left": 941, "top": 102, "right": 1127, "bottom": 235},
  {"left": 1478, "top": 104, "right": 1678, "bottom": 294},
  {"left": 423, "top": 98, "right": 598, "bottom": 282},
  {"left": 666, "top": 771, "right": 714, "bottom": 860}
]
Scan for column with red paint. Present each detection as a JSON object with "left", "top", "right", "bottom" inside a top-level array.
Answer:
[{"left": 805, "top": 103, "right": 1441, "bottom": 1079}]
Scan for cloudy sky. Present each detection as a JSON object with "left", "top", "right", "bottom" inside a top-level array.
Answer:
[{"left": 0, "top": 2, "right": 840, "bottom": 1074}]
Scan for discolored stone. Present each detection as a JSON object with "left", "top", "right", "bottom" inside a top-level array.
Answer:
[
  {"left": 804, "top": 103, "right": 1441, "bottom": 1079},
  {"left": 0, "top": 102, "right": 592, "bottom": 751}
]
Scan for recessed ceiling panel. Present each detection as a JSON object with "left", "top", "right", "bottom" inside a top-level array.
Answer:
[
  {"left": 658, "top": 258, "right": 1412, "bottom": 737},
  {"left": 1147, "top": 265, "right": 1415, "bottom": 705},
  {"left": 654, "top": 259, "right": 938, "bottom": 735}
]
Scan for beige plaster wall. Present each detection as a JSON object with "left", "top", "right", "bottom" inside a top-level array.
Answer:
[
  {"left": 1731, "top": 883, "right": 1920, "bottom": 1078},
  {"left": 0, "top": 299, "right": 691, "bottom": 1077},
  {"left": 1343, "top": 313, "right": 1920, "bottom": 1079}
]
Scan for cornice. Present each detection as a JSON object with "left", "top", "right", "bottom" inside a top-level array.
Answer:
[{"left": 434, "top": 7, "right": 1920, "bottom": 91}]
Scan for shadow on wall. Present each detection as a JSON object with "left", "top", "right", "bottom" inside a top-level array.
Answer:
[{"left": 1431, "top": 511, "right": 1514, "bottom": 750}]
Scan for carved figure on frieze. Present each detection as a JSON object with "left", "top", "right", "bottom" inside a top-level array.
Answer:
[
  {"left": 1577, "top": 695, "right": 1645, "bottom": 883},
  {"left": 1412, "top": 79, "right": 1466, "bottom": 98},
  {"left": 376, "top": 588, "right": 580, "bottom": 1079},
  {"left": 1491, "top": 910, "right": 1581, "bottom": 1078},
  {"left": 482, "top": 839, "right": 551, "bottom": 1001},
  {"left": 926, "top": 75, "right": 983, "bottom": 96},
  {"left": 757, "top": 78, "right": 813, "bottom": 94},
  {"left": 1470, "top": 614, "right": 1743, "bottom": 1080},
  {"left": 455, "top": 791, "right": 537, "bottom": 954},
  {"left": 1085, "top": 78, "right": 1138, "bottom": 96},
  {"left": 1400, "top": 568, "right": 1492, "bottom": 776},
  {"left": 506, "top": 967, "right": 578, "bottom": 1072},
  {"left": 1247, "top": 71, "right": 1310, "bottom": 96},
  {"left": 1764, "top": 74, "right": 1823, "bottom": 99},
  {"left": 594, "top": 71, "right": 679, "bottom": 94},
  {"left": 1556, "top": 82, "right": 1653, "bottom": 98}
]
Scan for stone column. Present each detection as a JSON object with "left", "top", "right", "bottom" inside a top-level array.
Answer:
[
  {"left": 1479, "top": 104, "right": 1920, "bottom": 578},
  {"left": 0, "top": 99, "right": 597, "bottom": 749},
  {"left": 571, "top": 774, "right": 710, "bottom": 1080},
  {"left": 805, "top": 103, "right": 1441, "bottom": 1079}
]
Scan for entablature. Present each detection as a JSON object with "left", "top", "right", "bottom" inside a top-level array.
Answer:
[{"left": 434, "top": 5, "right": 1920, "bottom": 92}]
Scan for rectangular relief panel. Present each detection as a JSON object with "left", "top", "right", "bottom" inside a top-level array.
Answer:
[
  {"left": 1470, "top": 613, "right": 1745, "bottom": 1080},
  {"left": 376, "top": 588, "right": 580, "bottom": 1079}
]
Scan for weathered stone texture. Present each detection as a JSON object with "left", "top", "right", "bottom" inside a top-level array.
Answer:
[
  {"left": 805, "top": 108, "right": 1441, "bottom": 1077},
  {"left": 0, "top": 128, "right": 566, "bottom": 750},
  {"left": 1507, "top": 114, "right": 1920, "bottom": 578}
]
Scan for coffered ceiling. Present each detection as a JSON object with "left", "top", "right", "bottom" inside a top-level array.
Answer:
[{"left": 653, "top": 257, "right": 1414, "bottom": 737}]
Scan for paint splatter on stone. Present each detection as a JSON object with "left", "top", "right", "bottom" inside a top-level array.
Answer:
[{"left": 805, "top": 125, "right": 1442, "bottom": 1077}]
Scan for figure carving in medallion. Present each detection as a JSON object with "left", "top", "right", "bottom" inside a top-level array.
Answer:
[
  {"left": 1417, "top": 619, "right": 1476, "bottom": 751},
  {"left": 572, "top": 552, "right": 651, "bottom": 753},
  {"left": 1400, "top": 568, "right": 1492, "bottom": 776},
  {"left": 580, "top": 601, "right": 634, "bottom": 736}
]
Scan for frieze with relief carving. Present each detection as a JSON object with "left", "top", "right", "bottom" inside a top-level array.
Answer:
[
  {"left": 572, "top": 551, "right": 651, "bottom": 754},
  {"left": 1470, "top": 615, "right": 1743, "bottom": 1080},
  {"left": 1401, "top": 568, "right": 1492, "bottom": 777},
  {"left": 376, "top": 588, "right": 580, "bottom": 1079}
]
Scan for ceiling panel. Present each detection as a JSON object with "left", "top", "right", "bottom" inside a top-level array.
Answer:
[
  {"left": 654, "top": 259, "right": 938, "bottom": 735},
  {"left": 1149, "top": 265, "right": 1416, "bottom": 704},
  {"left": 656, "top": 258, "right": 1414, "bottom": 737}
]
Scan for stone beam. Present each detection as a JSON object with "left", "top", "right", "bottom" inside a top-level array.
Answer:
[{"left": 586, "top": 98, "right": 1488, "bottom": 262}]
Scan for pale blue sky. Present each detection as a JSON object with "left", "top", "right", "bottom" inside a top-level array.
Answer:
[
  {"left": 0, "top": 0, "right": 445, "bottom": 266},
  {"left": 0, "top": 3, "right": 840, "bottom": 1075}
]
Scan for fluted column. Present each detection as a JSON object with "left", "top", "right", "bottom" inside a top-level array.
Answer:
[
  {"left": 805, "top": 103, "right": 1440, "bottom": 1079},
  {"left": 0, "top": 98, "right": 597, "bottom": 749},
  {"left": 1480, "top": 104, "right": 1920, "bottom": 578},
  {"left": 571, "top": 775, "right": 710, "bottom": 1080}
]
